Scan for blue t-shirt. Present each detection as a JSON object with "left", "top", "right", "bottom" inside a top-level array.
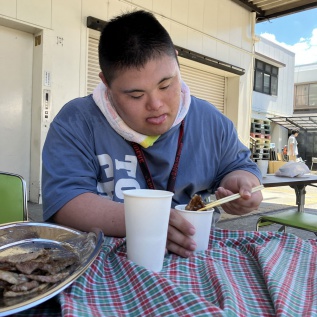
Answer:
[{"left": 42, "top": 95, "right": 261, "bottom": 221}]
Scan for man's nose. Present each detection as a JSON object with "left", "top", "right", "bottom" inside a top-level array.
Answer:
[{"left": 145, "top": 93, "right": 163, "bottom": 111}]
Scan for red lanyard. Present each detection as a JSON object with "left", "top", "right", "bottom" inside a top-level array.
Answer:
[{"left": 130, "top": 120, "right": 184, "bottom": 193}]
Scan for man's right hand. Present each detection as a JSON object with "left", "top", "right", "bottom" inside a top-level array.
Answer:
[{"left": 166, "top": 209, "right": 197, "bottom": 257}]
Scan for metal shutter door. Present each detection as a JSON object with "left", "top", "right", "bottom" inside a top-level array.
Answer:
[
  {"left": 87, "top": 32, "right": 225, "bottom": 113},
  {"left": 180, "top": 64, "right": 225, "bottom": 113},
  {"left": 87, "top": 35, "right": 100, "bottom": 95}
]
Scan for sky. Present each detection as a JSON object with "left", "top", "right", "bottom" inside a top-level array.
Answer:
[{"left": 255, "top": 7, "right": 317, "bottom": 66}]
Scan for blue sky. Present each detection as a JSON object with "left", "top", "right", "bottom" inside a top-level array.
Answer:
[{"left": 255, "top": 8, "right": 317, "bottom": 65}]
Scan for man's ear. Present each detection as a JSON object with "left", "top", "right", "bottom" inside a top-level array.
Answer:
[{"left": 99, "top": 72, "right": 110, "bottom": 88}]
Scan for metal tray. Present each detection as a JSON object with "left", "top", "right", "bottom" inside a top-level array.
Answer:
[{"left": 0, "top": 222, "right": 104, "bottom": 316}]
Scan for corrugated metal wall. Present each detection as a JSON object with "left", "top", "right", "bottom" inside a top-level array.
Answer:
[{"left": 87, "top": 33, "right": 225, "bottom": 113}]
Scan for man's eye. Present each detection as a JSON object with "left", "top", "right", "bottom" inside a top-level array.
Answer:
[
  {"left": 130, "top": 95, "right": 143, "bottom": 99},
  {"left": 160, "top": 85, "right": 170, "bottom": 90}
]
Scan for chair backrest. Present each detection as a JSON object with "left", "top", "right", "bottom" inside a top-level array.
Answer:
[{"left": 0, "top": 171, "right": 28, "bottom": 223}]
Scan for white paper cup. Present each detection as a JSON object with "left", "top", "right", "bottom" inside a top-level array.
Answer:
[
  {"left": 123, "top": 189, "right": 174, "bottom": 272},
  {"left": 175, "top": 204, "right": 214, "bottom": 252},
  {"left": 256, "top": 160, "right": 268, "bottom": 178}
]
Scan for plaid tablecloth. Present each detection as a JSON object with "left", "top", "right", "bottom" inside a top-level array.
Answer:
[{"left": 13, "top": 229, "right": 317, "bottom": 317}]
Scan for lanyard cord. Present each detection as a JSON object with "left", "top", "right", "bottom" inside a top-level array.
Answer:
[{"left": 130, "top": 120, "right": 185, "bottom": 193}]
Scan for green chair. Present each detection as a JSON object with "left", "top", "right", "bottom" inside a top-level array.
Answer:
[
  {"left": 0, "top": 171, "right": 28, "bottom": 223},
  {"left": 256, "top": 210, "right": 317, "bottom": 236}
]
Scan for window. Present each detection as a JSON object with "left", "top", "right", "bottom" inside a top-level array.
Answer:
[
  {"left": 253, "top": 59, "right": 278, "bottom": 95},
  {"left": 294, "top": 83, "right": 317, "bottom": 109}
]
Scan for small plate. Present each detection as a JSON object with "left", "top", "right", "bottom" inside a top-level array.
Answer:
[{"left": 0, "top": 222, "right": 104, "bottom": 316}]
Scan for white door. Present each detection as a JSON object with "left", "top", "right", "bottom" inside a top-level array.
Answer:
[{"left": 0, "top": 25, "right": 33, "bottom": 191}]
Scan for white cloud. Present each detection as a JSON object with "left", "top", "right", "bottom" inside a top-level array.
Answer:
[{"left": 259, "top": 28, "right": 317, "bottom": 65}]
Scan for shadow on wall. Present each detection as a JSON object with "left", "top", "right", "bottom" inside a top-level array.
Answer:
[{"left": 295, "top": 132, "right": 317, "bottom": 169}]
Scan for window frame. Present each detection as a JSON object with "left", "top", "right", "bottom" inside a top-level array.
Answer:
[
  {"left": 253, "top": 59, "right": 278, "bottom": 96},
  {"left": 294, "top": 83, "right": 317, "bottom": 109}
]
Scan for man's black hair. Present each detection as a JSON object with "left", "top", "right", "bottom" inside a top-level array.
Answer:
[{"left": 99, "top": 10, "right": 178, "bottom": 86}]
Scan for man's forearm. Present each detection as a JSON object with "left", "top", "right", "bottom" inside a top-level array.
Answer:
[{"left": 53, "top": 192, "right": 126, "bottom": 236}]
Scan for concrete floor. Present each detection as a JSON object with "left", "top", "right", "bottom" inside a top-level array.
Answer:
[{"left": 27, "top": 202, "right": 43, "bottom": 222}]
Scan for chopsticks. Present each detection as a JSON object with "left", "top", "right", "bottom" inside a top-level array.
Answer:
[{"left": 198, "top": 185, "right": 264, "bottom": 211}]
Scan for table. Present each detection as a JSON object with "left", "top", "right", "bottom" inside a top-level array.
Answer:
[
  {"left": 10, "top": 229, "right": 317, "bottom": 317},
  {"left": 262, "top": 174, "right": 317, "bottom": 212}
]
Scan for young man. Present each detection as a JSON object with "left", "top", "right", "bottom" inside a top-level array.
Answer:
[
  {"left": 287, "top": 130, "right": 299, "bottom": 161},
  {"left": 42, "top": 10, "right": 262, "bottom": 258}
]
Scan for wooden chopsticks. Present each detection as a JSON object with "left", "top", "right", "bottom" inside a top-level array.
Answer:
[{"left": 198, "top": 185, "right": 264, "bottom": 211}]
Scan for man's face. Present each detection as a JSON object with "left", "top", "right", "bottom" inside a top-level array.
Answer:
[{"left": 100, "top": 54, "right": 182, "bottom": 136}]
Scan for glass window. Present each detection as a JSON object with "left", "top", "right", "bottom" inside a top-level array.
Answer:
[
  {"left": 272, "top": 67, "right": 278, "bottom": 75},
  {"left": 257, "top": 60, "right": 264, "bottom": 70},
  {"left": 271, "top": 76, "right": 278, "bottom": 95},
  {"left": 263, "top": 74, "right": 270, "bottom": 94},
  {"left": 253, "top": 59, "right": 278, "bottom": 95},
  {"left": 254, "top": 70, "right": 263, "bottom": 91},
  {"left": 265, "top": 64, "right": 271, "bottom": 73},
  {"left": 309, "top": 84, "right": 317, "bottom": 107},
  {"left": 294, "top": 84, "right": 317, "bottom": 109}
]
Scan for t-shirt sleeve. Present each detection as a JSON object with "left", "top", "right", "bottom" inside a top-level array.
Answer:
[
  {"left": 209, "top": 115, "right": 262, "bottom": 192},
  {"left": 42, "top": 103, "right": 100, "bottom": 221}
]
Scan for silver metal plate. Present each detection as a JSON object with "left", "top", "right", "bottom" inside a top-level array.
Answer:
[{"left": 0, "top": 222, "right": 104, "bottom": 316}]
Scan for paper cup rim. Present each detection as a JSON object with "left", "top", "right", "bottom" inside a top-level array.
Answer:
[
  {"left": 175, "top": 204, "right": 214, "bottom": 214},
  {"left": 122, "top": 189, "right": 174, "bottom": 198}
]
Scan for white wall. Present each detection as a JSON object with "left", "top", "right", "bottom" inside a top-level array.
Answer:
[
  {"left": 270, "top": 123, "right": 288, "bottom": 154},
  {"left": 294, "top": 63, "right": 317, "bottom": 83},
  {"left": 0, "top": 0, "right": 255, "bottom": 201},
  {"left": 253, "top": 36, "right": 295, "bottom": 117},
  {"left": 252, "top": 36, "right": 295, "bottom": 154}
]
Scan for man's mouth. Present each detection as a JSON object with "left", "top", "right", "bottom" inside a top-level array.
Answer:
[{"left": 146, "top": 114, "right": 167, "bottom": 125}]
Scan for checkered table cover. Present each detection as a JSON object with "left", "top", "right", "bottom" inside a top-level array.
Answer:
[{"left": 13, "top": 229, "right": 317, "bottom": 317}]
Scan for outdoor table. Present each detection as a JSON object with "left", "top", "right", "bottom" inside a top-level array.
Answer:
[
  {"left": 262, "top": 174, "right": 317, "bottom": 212},
  {"left": 10, "top": 228, "right": 317, "bottom": 317}
]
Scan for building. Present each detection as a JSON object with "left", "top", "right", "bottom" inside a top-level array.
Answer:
[
  {"left": 251, "top": 42, "right": 317, "bottom": 168},
  {"left": 0, "top": 0, "right": 259, "bottom": 203},
  {"left": 294, "top": 62, "right": 317, "bottom": 114},
  {"left": 293, "top": 62, "right": 317, "bottom": 166},
  {"left": 1, "top": 0, "right": 317, "bottom": 203},
  {"left": 252, "top": 36, "right": 295, "bottom": 156}
]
